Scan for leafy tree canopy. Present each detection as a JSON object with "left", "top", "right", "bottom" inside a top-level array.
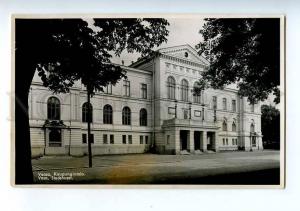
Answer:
[
  {"left": 196, "top": 18, "right": 280, "bottom": 104},
  {"left": 261, "top": 104, "right": 280, "bottom": 146},
  {"left": 17, "top": 18, "right": 169, "bottom": 95}
]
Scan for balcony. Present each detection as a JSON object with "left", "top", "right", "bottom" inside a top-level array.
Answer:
[{"left": 162, "top": 118, "right": 219, "bottom": 130}]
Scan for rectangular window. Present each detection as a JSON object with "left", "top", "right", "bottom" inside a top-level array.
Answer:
[
  {"left": 232, "top": 138, "right": 234, "bottom": 145},
  {"left": 236, "top": 139, "right": 238, "bottom": 145},
  {"left": 103, "top": 134, "right": 108, "bottom": 144},
  {"left": 82, "top": 134, "right": 87, "bottom": 144},
  {"left": 251, "top": 104, "right": 255, "bottom": 112},
  {"left": 128, "top": 135, "right": 132, "bottom": 144},
  {"left": 110, "top": 135, "right": 114, "bottom": 144},
  {"left": 167, "top": 135, "right": 170, "bottom": 145},
  {"left": 145, "top": 136, "right": 149, "bottom": 145},
  {"left": 232, "top": 100, "right": 236, "bottom": 112},
  {"left": 223, "top": 138, "right": 225, "bottom": 146},
  {"left": 183, "top": 109, "right": 188, "bottom": 119},
  {"left": 140, "top": 135, "right": 143, "bottom": 144},
  {"left": 141, "top": 83, "right": 147, "bottom": 99},
  {"left": 89, "top": 134, "right": 94, "bottom": 144},
  {"left": 105, "top": 83, "right": 112, "bottom": 94},
  {"left": 122, "top": 135, "right": 126, "bottom": 144},
  {"left": 213, "top": 96, "right": 217, "bottom": 109},
  {"left": 222, "top": 98, "right": 227, "bottom": 110},
  {"left": 123, "top": 80, "right": 130, "bottom": 97},
  {"left": 226, "top": 138, "right": 228, "bottom": 145}
]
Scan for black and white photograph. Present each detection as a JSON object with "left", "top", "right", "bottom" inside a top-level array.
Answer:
[{"left": 13, "top": 15, "right": 284, "bottom": 186}]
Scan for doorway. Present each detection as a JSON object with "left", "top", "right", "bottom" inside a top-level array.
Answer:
[
  {"left": 180, "top": 130, "right": 188, "bottom": 150},
  {"left": 194, "top": 131, "right": 201, "bottom": 150}
]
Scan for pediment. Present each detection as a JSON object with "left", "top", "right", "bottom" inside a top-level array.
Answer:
[{"left": 158, "top": 44, "right": 209, "bottom": 66}]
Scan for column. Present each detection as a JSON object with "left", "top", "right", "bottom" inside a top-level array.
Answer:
[
  {"left": 188, "top": 130, "right": 195, "bottom": 153},
  {"left": 214, "top": 131, "right": 220, "bottom": 152},
  {"left": 174, "top": 129, "right": 181, "bottom": 154},
  {"left": 200, "top": 131, "right": 207, "bottom": 152}
]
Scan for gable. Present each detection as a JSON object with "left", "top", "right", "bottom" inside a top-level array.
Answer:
[{"left": 158, "top": 44, "right": 209, "bottom": 66}]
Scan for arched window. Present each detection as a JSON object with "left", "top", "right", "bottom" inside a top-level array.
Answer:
[
  {"left": 181, "top": 79, "right": 189, "bottom": 102},
  {"left": 222, "top": 119, "right": 228, "bottom": 131},
  {"left": 232, "top": 121, "right": 237, "bottom": 132},
  {"left": 250, "top": 123, "right": 255, "bottom": 133},
  {"left": 103, "top": 104, "right": 113, "bottom": 124},
  {"left": 82, "top": 102, "right": 93, "bottom": 123},
  {"left": 47, "top": 97, "right": 60, "bottom": 120},
  {"left": 122, "top": 107, "right": 131, "bottom": 125},
  {"left": 193, "top": 82, "right": 201, "bottom": 103},
  {"left": 167, "top": 76, "right": 176, "bottom": 99},
  {"left": 139, "top": 108, "right": 147, "bottom": 126}
]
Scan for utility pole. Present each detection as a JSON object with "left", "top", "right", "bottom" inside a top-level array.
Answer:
[{"left": 87, "top": 88, "right": 92, "bottom": 167}]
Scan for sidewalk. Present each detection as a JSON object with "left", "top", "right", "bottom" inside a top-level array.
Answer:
[{"left": 32, "top": 150, "right": 280, "bottom": 185}]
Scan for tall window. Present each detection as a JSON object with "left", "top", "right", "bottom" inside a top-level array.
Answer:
[
  {"left": 141, "top": 83, "right": 147, "bottom": 99},
  {"left": 122, "top": 135, "right": 126, "bottom": 144},
  {"left": 222, "top": 119, "right": 227, "bottom": 131},
  {"left": 232, "top": 100, "right": 236, "bottom": 112},
  {"left": 128, "top": 135, "right": 132, "bottom": 144},
  {"left": 213, "top": 96, "right": 217, "bottom": 109},
  {"left": 181, "top": 79, "right": 189, "bottom": 102},
  {"left": 193, "top": 82, "right": 201, "bottom": 103},
  {"left": 222, "top": 98, "right": 227, "bottom": 110},
  {"left": 139, "top": 108, "right": 147, "bottom": 126},
  {"left": 167, "top": 76, "right": 176, "bottom": 99},
  {"left": 47, "top": 97, "right": 60, "bottom": 120},
  {"left": 122, "top": 107, "right": 131, "bottom": 125},
  {"left": 104, "top": 83, "right": 112, "bottom": 94},
  {"left": 103, "top": 104, "right": 113, "bottom": 124},
  {"left": 123, "top": 80, "right": 130, "bottom": 96},
  {"left": 103, "top": 134, "right": 108, "bottom": 144},
  {"left": 82, "top": 102, "right": 93, "bottom": 123},
  {"left": 250, "top": 123, "right": 255, "bottom": 133},
  {"left": 251, "top": 104, "right": 255, "bottom": 112},
  {"left": 232, "top": 121, "right": 237, "bottom": 132}
]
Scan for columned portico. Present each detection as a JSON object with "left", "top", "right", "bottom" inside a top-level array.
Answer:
[{"left": 200, "top": 131, "right": 207, "bottom": 152}]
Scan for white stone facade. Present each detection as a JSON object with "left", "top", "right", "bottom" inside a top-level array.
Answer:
[{"left": 29, "top": 44, "right": 263, "bottom": 157}]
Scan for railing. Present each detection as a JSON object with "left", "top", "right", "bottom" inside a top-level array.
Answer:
[{"left": 162, "top": 118, "right": 218, "bottom": 129}]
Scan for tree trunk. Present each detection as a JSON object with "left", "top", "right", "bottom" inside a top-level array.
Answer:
[
  {"left": 15, "top": 54, "right": 36, "bottom": 184},
  {"left": 87, "top": 90, "right": 92, "bottom": 167}
]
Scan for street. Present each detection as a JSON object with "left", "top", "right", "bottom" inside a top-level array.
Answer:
[{"left": 32, "top": 150, "right": 280, "bottom": 185}]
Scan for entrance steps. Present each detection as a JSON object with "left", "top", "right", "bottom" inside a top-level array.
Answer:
[
  {"left": 194, "top": 150, "right": 203, "bottom": 155},
  {"left": 180, "top": 150, "right": 190, "bottom": 155}
]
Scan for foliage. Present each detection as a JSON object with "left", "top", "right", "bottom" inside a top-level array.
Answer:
[
  {"left": 28, "top": 18, "right": 169, "bottom": 94},
  {"left": 261, "top": 105, "right": 280, "bottom": 148},
  {"left": 196, "top": 18, "right": 280, "bottom": 104}
]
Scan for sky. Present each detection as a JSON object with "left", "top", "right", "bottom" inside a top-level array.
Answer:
[{"left": 108, "top": 18, "right": 206, "bottom": 65}]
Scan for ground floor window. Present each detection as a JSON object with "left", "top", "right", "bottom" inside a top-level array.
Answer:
[
  {"left": 140, "top": 136, "right": 143, "bottom": 144},
  {"left": 82, "top": 133, "right": 94, "bottom": 144},
  {"left": 110, "top": 135, "right": 114, "bottom": 144},
  {"left": 252, "top": 137, "right": 256, "bottom": 147},
  {"left": 128, "top": 135, "right": 132, "bottom": 144},
  {"left": 122, "top": 135, "right": 126, "bottom": 144},
  {"left": 103, "top": 134, "right": 108, "bottom": 144},
  {"left": 145, "top": 136, "right": 149, "bottom": 144},
  {"left": 49, "top": 128, "right": 61, "bottom": 147}
]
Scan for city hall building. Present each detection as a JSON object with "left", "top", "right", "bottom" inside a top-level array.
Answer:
[{"left": 29, "top": 44, "right": 263, "bottom": 157}]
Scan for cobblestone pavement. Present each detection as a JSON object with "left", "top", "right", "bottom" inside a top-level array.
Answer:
[{"left": 32, "top": 150, "right": 280, "bottom": 185}]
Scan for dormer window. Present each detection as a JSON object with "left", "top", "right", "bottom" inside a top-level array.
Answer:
[{"left": 184, "top": 52, "right": 188, "bottom": 58}]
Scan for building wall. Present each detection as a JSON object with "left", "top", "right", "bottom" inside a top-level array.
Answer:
[{"left": 29, "top": 45, "right": 263, "bottom": 157}]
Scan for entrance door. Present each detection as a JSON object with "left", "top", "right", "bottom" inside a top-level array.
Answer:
[
  {"left": 194, "top": 131, "right": 201, "bottom": 150},
  {"left": 180, "top": 130, "right": 188, "bottom": 150}
]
